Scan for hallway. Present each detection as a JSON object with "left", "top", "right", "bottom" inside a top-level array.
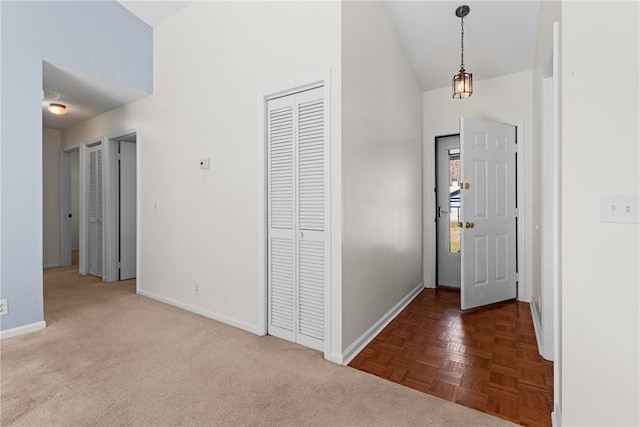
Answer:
[
  {"left": 1, "top": 265, "right": 516, "bottom": 426},
  {"left": 349, "top": 289, "right": 553, "bottom": 426}
]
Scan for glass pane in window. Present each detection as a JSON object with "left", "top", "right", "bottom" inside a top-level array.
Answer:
[{"left": 448, "top": 151, "right": 461, "bottom": 253}]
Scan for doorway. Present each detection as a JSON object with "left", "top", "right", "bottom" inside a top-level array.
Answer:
[
  {"left": 87, "top": 143, "right": 104, "bottom": 278},
  {"left": 434, "top": 118, "right": 520, "bottom": 310},
  {"left": 105, "top": 132, "right": 137, "bottom": 282},
  {"left": 260, "top": 81, "right": 330, "bottom": 354},
  {"left": 435, "top": 135, "right": 461, "bottom": 288},
  {"left": 60, "top": 147, "right": 81, "bottom": 269}
]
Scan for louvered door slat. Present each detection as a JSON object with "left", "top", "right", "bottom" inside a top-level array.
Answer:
[
  {"left": 269, "top": 104, "right": 294, "bottom": 230},
  {"left": 298, "top": 239, "right": 324, "bottom": 343},
  {"left": 297, "top": 96, "right": 324, "bottom": 231},
  {"left": 267, "top": 96, "right": 296, "bottom": 343},
  {"left": 269, "top": 237, "right": 294, "bottom": 332},
  {"left": 294, "top": 87, "right": 325, "bottom": 352}
]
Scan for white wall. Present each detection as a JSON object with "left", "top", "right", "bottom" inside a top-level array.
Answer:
[
  {"left": 561, "top": 2, "right": 639, "bottom": 425},
  {"left": 42, "top": 128, "right": 61, "bottom": 268},
  {"left": 63, "top": 1, "right": 343, "bottom": 352},
  {"left": 70, "top": 150, "right": 80, "bottom": 250},
  {"left": 341, "top": 1, "right": 423, "bottom": 350},
  {"left": 423, "top": 71, "right": 535, "bottom": 300},
  {"left": 531, "top": 0, "right": 561, "bottom": 381}
]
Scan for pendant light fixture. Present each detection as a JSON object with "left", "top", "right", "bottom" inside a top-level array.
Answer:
[
  {"left": 452, "top": 5, "right": 473, "bottom": 98},
  {"left": 48, "top": 103, "right": 68, "bottom": 115}
]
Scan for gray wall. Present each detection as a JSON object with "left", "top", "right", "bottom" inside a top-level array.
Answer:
[
  {"left": 341, "top": 1, "right": 423, "bottom": 349},
  {"left": 0, "top": 1, "right": 152, "bottom": 331}
]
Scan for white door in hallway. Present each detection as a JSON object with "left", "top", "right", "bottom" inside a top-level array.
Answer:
[
  {"left": 460, "top": 118, "right": 517, "bottom": 309},
  {"left": 267, "top": 86, "right": 326, "bottom": 352},
  {"left": 119, "top": 141, "right": 136, "bottom": 280},
  {"left": 88, "top": 144, "right": 103, "bottom": 278}
]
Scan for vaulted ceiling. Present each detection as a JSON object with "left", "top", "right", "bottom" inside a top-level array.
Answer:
[
  {"left": 44, "top": 1, "right": 540, "bottom": 129},
  {"left": 384, "top": 1, "right": 540, "bottom": 91},
  {"left": 116, "top": 0, "right": 191, "bottom": 27}
]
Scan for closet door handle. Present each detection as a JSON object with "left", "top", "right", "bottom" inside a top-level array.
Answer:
[{"left": 298, "top": 231, "right": 304, "bottom": 238}]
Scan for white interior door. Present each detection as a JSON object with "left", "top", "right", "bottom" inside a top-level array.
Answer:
[
  {"left": 119, "top": 141, "right": 136, "bottom": 280},
  {"left": 460, "top": 117, "right": 517, "bottom": 310},
  {"left": 267, "top": 86, "right": 326, "bottom": 352},
  {"left": 436, "top": 135, "right": 462, "bottom": 287},
  {"left": 88, "top": 144, "right": 103, "bottom": 278}
]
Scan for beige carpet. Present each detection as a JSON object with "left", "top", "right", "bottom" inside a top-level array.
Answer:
[{"left": 1, "top": 265, "right": 516, "bottom": 426}]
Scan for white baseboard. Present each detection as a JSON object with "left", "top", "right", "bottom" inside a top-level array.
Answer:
[
  {"left": 137, "top": 289, "right": 260, "bottom": 335},
  {"left": 551, "top": 405, "right": 561, "bottom": 427},
  {"left": 326, "top": 352, "right": 344, "bottom": 365},
  {"left": 518, "top": 294, "right": 532, "bottom": 303},
  {"left": 43, "top": 263, "right": 61, "bottom": 269},
  {"left": 1, "top": 321, "right": 47, "bottom": 340},
  {"left": 529, "top": 300, "right": 543, "bottom": 356},
  {"left": 341, "top": 282, "right": 424, "bottom": 365}
]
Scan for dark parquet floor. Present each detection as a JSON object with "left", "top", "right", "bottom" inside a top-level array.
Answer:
[{"left": 349, "top": 288, "right": 553, "bottom": 426}]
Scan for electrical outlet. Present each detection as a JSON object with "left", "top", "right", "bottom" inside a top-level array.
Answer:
[{"left": 0, "top": 299, "right": 8, "bottom": 315}]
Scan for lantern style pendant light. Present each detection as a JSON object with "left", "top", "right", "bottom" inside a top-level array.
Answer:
[{"left": 452, "top": 5, "right": 473, "bottom": 98}]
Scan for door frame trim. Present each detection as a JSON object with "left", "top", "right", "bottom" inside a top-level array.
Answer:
[
  {"left": 430, "top": 120, "right": 526, "bottom": 303},
  {"left": 256, "top": 71, "right": 332, "bottom": 360}
]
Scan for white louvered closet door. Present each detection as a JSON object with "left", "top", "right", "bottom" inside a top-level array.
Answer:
[
  {"left": 88, "top": 144, "right": 103, "bottom": 278},
  {"left": 267, "top": 86, "right": 326, "bottom": 352}
]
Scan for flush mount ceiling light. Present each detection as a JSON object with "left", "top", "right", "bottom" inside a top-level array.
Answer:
[
  {"left": 452, "top": 5, "right": 473, "bottom": 99},
  {"left": 48, "top": 103, "right": 67, "bottom": 115}
]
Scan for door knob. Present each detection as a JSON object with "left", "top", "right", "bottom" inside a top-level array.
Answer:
[
  {"left": 457, "top": 222, "right": 463, "bottom": 228},
  {"left": 465, "top": 222, "right": 474, "bottom": 229}
]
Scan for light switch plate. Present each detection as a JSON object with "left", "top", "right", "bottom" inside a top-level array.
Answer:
[
  {"left": 601, "top": 194, "right": 639, "bottom": 223},
  {"left": 199, "top": 158, "right": 210, "bottom": 170}
]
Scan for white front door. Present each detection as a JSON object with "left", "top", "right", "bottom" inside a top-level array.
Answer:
[
  {"left": 460, "top": 118, "right": 517, "bottom": 310},
  {"left": 436, "top": 135, "right": 461, "bottom": 287},
  {"left": 87, "top": 144, "right": 103, "bottom": 278},
  {"left": 267, "top": 86, "right": 326, "bottom": 352},
  {"left": 119, "top": 141, "right": 136, "bottom": 280}
]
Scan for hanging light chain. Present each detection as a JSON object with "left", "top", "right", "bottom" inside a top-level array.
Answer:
[{"left": 460, "top": 14, "right": 465, "bottom": 70}]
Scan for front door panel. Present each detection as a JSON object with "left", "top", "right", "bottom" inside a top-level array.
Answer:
[{"left": 460, "top": 118, "right": 517, "bottom": 310}]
